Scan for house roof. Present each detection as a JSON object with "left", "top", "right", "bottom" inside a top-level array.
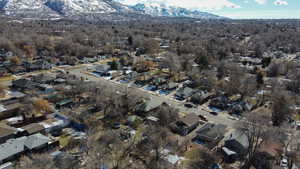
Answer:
[
  {"left": 196, "top": 123, "right": 227, "bottom": 140},
  {"left": 176, "top": 87, "right": 194, "bottom": 98},
  {"left": 0, "top": 91, "right": 25, "bottom": 102},
  {"left": 56, "top": 99, "right": 73, "bottom": 106},
  {"left": 32, "top": 74, "right": 55, "bottom": 83},
  {"left": 12, "top": 79, "right": 35, "bottom": 88},
  {"left": 24, "top": 133, "right": 50, "bottom": 150},
  {"left": 179, "top": 113, "right": 199, "bottom": 127},
  {"left": 21, "top": 123, "right": 45, "bottom": 135},
  {"left": 0, "top": 136, "right": 27, "bottom": 161},
  {"left": 95, "top": 64, "right": 110, "bottom": 72},
  {"left": 136, "top": 98, "right": 163, "bottom": 112},
  {"left": 0, "top": 123, "right": 18, "bottom": 139},
  {"left": 225, "top": 130, "right": 249, "bottom": 149},
  {"left": 167, "top": 82, "right": 178, "bottom": 89}
]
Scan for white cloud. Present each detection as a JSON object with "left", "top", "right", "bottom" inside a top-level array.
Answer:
[
  {"left": 254, "top": 0, "right": 267, "bottom": 4},
  {"left": 117, "top": 0, "right": 240, "bottom": 10},
  {"left": 274, "top": 0, "right": 288, "bottom": 6}
]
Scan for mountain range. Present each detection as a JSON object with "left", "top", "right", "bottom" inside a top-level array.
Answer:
[
  {"left": 131, "top": 2, "right": 225, "bottom": 19},
  {"left": 0, "top": 0, "right": 226, "bottom": 20}
]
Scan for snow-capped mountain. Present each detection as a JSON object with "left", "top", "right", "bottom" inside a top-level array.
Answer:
[
  {"left": 131, "top": 2, "right": 225, "bottom": 19},
  {"left": 0, "top": 0, "right": 135, "bottom": 18},
  {"left": 45, "top": 0, "right": 133, "bottom": 16},
  {"left": 0, "top": 0, "right": 59, "bottom": 17},
  {"left": 0, "top": 0, "right": 224, "bottom": 20}
]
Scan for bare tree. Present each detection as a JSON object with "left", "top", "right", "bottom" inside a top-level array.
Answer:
[
  {"left": 85, "top": 128, "right": 140, "bottom": 169},
  {"left": 155, "top": 103, "right": 179, "bottom": 127},
  {"left": 236, "top": 111, "right": 273, "bottom": 169},
  {"left": 16, "top": 154, "right": 57, "bottom": 169},
  {"left": 0, "top": 84, "right": 7, "bottom": 98},
  {"left": 271, "top": 92, "right": 291, "bottom": 126},
  {"left": 186, "top": 147, "right": 217, "bottom": 169}
]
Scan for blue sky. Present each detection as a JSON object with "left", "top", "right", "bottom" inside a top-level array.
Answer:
[{"left": 117, "top": 0, "right": 300, "bottom": 19}]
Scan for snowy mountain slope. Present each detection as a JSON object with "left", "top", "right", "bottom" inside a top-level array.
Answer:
[
  {"left": 45, "top": 0, "right": 117, "bottom": 15},
  {"left": 0, "top": 0, "right": 224, "bottom": 20},
  {"left": 0, "top": 0, "right": 59, "bottom": 17},
  {"left": 131, "top": 2, "right": 225, "bottom": 19},
  {"left": 0, "top": 0, "right": 135, "bottom": 17}
]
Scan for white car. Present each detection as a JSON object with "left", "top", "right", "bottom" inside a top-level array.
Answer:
[
  {"left": 280, "top": 157, "right": 288, "bottom": 169},
  {"left": 228, "top": 116, "right": 239, "bottom": 121}
]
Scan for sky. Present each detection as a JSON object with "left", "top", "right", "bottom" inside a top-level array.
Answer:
[{"left": 117, "top": 0, "right": 300, "bottom": 19}]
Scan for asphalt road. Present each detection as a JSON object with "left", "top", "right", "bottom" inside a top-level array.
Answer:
[{"left": 67, "top": 66, "right": 237, "bottom": 128}]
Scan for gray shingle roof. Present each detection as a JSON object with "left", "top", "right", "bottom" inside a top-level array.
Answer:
[
  {"left": 0, "top": 137, "right": 27, "bottom": 161},
  {"left": 136, "top": 98, "right": 163, "bottom": 112},
  {"left": 0, "top": 124, "right": 18, "bottom": 139},
  {"left": 0, "top": 133, "right": 50, "bottom": 162},
  {"left": 24, "top": 133, "right": 50, "bottom": 150},
  {"left": 225, "top": 130, "right": 249, "bottom": 149},
  {"left": 196, "top": 123, "right": 227, "bottom": 140}
]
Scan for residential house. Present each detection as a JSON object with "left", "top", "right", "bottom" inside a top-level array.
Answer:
[
  {"left": 24, "top": 60, "right": 52, "bottom": 71},
  {"left": 0, "top": 133, "right": 51, "bottom": 164},
  {"left": 125, "top": 71, "right": 138, "bottom": 81},
  {"left": 190, "top": 91, "right": 212, "bottom": 105},
  {"left": 175, "top": 87, "right": 194, "bottom": 101},
  {"left": 152, "top": 77, "right": 167, "bottom": 87},
  {"left": 223, "top": 130, "right": 249, "bottom": 162},
  {"left": 0, "top": 103, "right": 22, "bottom": 120},
  {"left": 6, "top": 65, "right": 25, "bottom": 74},
  {"left": 164, "top": 82, "right": 178, "bottom": 91},
  {"left": 37, "top": 84, "right": 56, "bottom": 94},
  {"left": 80, "top": 57, "right": 98, "bottom": 64},
  {"left": 12, "top": 79, "right": 36, "bottom": 90},
  {"left": 0, "top": 124, "right": 18, "bottom": 144},
  {"left": 55, "top": 99, "right": 74, "bottom": 109},
  {"left": 0, "top": 91, "right": 25, "bottom": 103},
  {"left": 24, "top": 133, "right": 50, "bottom": 151},
  {"left": 209, "top": 96, "right": 229, "bottom": 110},
  {"left": 32, "top": 74, "right": 56, "bottom": 84},
  {"left": 39, "top": 113, "right": 70, "bottom": 132},
  {"left": 193, "top": 123, "right": 227, "bottom": 149},
  {"left": 134, "top": 98, "right": 163, "bottom": 115},
  {"left": 95, "top": 64, "right": 111, "bottom": 74},
  {"left": 171, "top": 113, "right": 200, "bottom": 136},
  {"left": 126, "top": 115, "right": 143, "bottom": 128},
  {"left": 135, "top": 72, "right": 153, "bottom": 84},
  {"left": 21, "top": 123, "right": 45, "bottom": 135},
  {"left": 0, "top": 137, "right": 27, "bottom": 164}
]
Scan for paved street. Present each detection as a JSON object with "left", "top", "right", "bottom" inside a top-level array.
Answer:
[{"left": 66, "top": 65, "right": 237, "bottom": 128}]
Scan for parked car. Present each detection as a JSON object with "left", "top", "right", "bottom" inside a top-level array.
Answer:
[
  {"left": 112, "top": 122, "right": 121, "bottom": 129},
  {"left": 184, "top": 103, "right": 195, "bottom": 108},
  {"left": 228, "top": 115, "right": 239, "bottom": 121},
  {"left": 280, "top": 156, "right": 288, "bottom": 169},
  {"left": 209, "top": 112, "right": 218, "bottom": 116},
  {"left": 198, "top": 115, "right": 208, "bottom": 122}
]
